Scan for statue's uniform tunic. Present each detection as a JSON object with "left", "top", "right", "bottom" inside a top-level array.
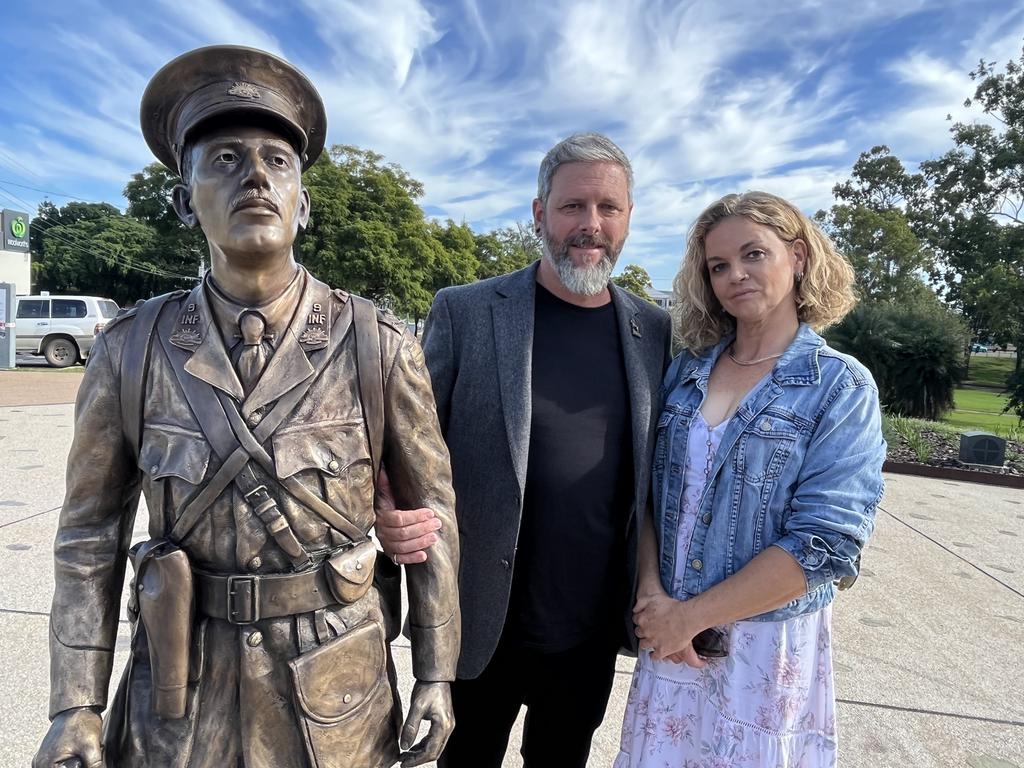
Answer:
[{"left": 47, "top": 268, "right": 459, "bottom": 767}]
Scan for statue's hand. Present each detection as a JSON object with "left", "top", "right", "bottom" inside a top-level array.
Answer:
[
  {"left": 375, "top": 467, "right": 441, "bottom": 565},
  {"left": 398, "top": 681, "right": 454, "bottom": 767},
  {"left": 33, "top": 707, "right": 104, "bottom": 768}
]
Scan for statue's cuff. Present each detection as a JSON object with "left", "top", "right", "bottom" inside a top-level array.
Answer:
[
  {"left": 48, "top": 623, "right": 113, "bottom": 718},
  {"left": 410, "top": 612, "right": 458, "bottom": 682}
]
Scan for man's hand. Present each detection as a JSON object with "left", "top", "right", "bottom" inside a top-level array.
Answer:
[
  {"left": 375, "top": 467, "right": 441, "bottom": 565},
  {"left": 33, "top": 707, "right": 104, "bottom": 768},
  {"left": 398, "top": 681, "right": 454, "bottom": 767},
  {"left": 633, "top": 592, "right": 705, "bottom": 668}
]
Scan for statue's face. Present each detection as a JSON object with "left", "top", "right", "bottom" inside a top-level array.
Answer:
[{"left": 175, "top": 124, "right": 310, "bottom": 261}]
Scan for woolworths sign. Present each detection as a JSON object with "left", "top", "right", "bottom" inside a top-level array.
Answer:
[{"left": 2, "top": 210, "right": 29, "bottom": 252}]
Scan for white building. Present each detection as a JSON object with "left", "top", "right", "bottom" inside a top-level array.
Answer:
[{"left": 648, "top": 287, "right": 675, "bottom": 311}]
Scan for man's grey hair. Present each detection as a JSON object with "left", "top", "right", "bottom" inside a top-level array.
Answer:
[{"left": 536, "top": 132, "right": 633, "bottom": 206}]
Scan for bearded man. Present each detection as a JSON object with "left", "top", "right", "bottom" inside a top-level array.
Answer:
[{"left": 375, "top": 132, "right": 672, "bottom": 767}]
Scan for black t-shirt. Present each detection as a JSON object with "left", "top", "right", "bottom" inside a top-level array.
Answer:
[{"left": 505, "top": 282, "right": 634, "bottom": 652}]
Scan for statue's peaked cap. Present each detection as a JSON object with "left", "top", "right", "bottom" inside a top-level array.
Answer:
[{"left": 140, "top": 45, "right": 326, "bottom": 174}]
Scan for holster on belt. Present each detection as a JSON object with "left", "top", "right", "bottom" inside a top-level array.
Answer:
[{"left": 130, "top": 539, "right": 194, "bottom": 719}]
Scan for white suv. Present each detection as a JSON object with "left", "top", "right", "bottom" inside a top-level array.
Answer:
[{"left": 15, "top": 294, "right": 121, "bottom": 367}]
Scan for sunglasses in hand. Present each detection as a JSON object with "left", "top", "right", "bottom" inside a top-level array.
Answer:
[{"left": 691, "top": 627, "right": 729, "bottom": 658}]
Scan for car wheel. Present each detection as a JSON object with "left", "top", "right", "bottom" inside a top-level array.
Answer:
[{"left": 43, "top": 338, "right": 78, "bottom": 368}]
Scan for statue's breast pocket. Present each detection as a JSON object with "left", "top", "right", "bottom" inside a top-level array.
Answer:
[
  {"left": 272, "top": 420, "right": 373, "bottom": 531},
  {"left": 139, "top": 423, "right": 212, "bottom": 524}
]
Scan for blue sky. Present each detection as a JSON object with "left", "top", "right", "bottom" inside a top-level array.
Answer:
[{"left": 1, "top": 0, "right": 1022, "bottom": 289}]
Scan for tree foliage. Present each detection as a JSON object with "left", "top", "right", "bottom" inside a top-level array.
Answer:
[
  {"left": 30, "top": 200, "right": 195, "bottom": 304},
  {"left": 611, "top": 264, "right": 657, "bottom": 303},
  {"left": 816, "top": 146, "right": 933, "bottom": 304},
  {"left": 915, "top": 50, "right": 1024, "bottom": 367},
  {"left": 473, "top": 222, "right": 540, "bottom": 280},
  {"left": 827, "top": 298, "right": 967, "bottom": 420}
]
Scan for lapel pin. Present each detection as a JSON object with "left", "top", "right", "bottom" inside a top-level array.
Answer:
[{"left": 630, "top": 317, "right": 642, "bottom": 338}]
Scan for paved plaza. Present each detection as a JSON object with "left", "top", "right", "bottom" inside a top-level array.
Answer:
[{"left": 0, "top": 371, "right": 1021, "bottom": 767}]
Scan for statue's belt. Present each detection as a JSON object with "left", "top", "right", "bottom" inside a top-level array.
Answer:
[
  {"left": 194, "top": 565, "right": 334, "bottom": 624},
  {"left": 193, "top": 537, "right": 378, "bottom": 625}
]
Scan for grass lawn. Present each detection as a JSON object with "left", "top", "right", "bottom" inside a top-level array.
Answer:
[
  {"left": 942, "top": 387, "right": 1021, "bottom": 437},
  {"left": 963, "top": 355, "right": 1015, "bottom": 389}
]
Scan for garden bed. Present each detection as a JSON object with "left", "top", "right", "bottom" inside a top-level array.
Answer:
[{"left": 883, "top": 415, "right": 1023, "bottom": 481}]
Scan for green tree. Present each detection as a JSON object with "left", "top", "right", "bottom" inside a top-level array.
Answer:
[
  {"left": 827, "top": 298, "right": 967, "bottom": 420},
  {"left": 124, "top": 162, "right": 207, "bottom": 276},
  {"left": 298, "top": 145, "right": 463, "bottom": 320},
  {"left": 611, "top": 264, "right": 657, "bottom": 303},
  {"left": 815, "top": 146, "right": 933, "bottom": 304},
  {"left": 474, "top": 222, "right": 540, "bottom": 280},
  {"left": 917, "top": 48, "right": 1024, "bottom": 370},
  {"left": 31, "top": 200, "right": 193, "bottom": 304}
]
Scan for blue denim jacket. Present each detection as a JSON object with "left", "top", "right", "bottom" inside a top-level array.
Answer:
[{"left": 654, "top": 323, "right": 886, "bottom": 621}]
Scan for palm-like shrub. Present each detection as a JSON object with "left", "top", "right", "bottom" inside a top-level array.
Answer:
[{"left": 827, "top": 299, "right": 967, "bottom": 420}]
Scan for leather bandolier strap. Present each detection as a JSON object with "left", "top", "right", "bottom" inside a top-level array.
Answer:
[
  {"left": 120, "top": 291, "right": 186, "bottom": 460},
  {"left": 351, "top": 296, "right": 384, "bottom": 480}
]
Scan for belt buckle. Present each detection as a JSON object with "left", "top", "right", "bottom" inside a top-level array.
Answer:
[{"left": 226, "top": 575, "right": 260, "bottom": 624}]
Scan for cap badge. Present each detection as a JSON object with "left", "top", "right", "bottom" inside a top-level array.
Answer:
[{"left": 227, "top": 82, "right": 262, "bottom": 99}]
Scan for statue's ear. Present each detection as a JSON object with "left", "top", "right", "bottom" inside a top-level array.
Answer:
[
  {"left": 297, "top": 186, "right": 311, "bottom": 231},
  {"left": 172, "top": 184, "right": 199, "bottom": 229}
]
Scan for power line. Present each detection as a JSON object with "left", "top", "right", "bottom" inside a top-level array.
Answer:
[
  {"left": 0, "top": 177, "right": 97, "bottom": 203},
  {"left": 0, "top": 185, "right": 198, "bottom": 282}
]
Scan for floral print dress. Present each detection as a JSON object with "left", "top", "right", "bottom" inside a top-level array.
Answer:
[{"left": 615, "top": 411, "right": 838, "bottom": 768}]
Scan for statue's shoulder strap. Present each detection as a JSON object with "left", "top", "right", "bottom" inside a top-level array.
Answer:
[
  {"left": 349, "top": 295, "right": 384, "bottom": 481},
  {"left": 120, "top": 290, "right": 188, "bottom": 459}
]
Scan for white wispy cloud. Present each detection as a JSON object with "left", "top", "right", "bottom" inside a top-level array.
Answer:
[{"left": 1, "top": 0, "right": 1020, "bottom": 289}]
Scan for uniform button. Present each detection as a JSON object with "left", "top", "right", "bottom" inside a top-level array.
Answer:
[
  {"left": 692, "top": 559, "right": 703, "bottom": 571},
  {"left": 327, "top": 459, "right": 340, "bottom": 472},
  {"left": 247, "top": 411, "right": 263, "bottom": 426},
  {"left": 248, "top": 556, "right": 262, "bottom": 571},
  {"left": 247, "top": 631, "right": 263, "bottom": 647},
  {"left": 150, "top": 464, "right": 159, "bottom": 474},
  {"left": 343, "top": 693, "right": 353, "bottom": 704},
  {"left": 702, "top": 513, "right": 712, "bottom": 525},
  {"left": 501, "top": 558, "right": 510, "bottom": 569}
]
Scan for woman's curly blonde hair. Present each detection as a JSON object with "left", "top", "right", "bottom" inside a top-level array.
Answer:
[{"left": 672, "top": 191, "right": 857, "bottom": 353}]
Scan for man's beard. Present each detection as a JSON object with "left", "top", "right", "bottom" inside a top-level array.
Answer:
[{"left": 542, "top": 229, "right": 623, "bottom": 296}]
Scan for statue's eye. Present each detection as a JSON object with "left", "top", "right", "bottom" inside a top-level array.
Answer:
[{"left": 217, "top": 151, "right": 237, "bottom": 163}]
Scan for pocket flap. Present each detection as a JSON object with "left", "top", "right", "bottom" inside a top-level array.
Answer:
[
  {"left": 139, "top": 424, "right": 210, "bottom": 484},
  {"left": 325, "top": 540, "right": 376, "bottom": 587},
  {"left": 289, "top": 621, "right": 385, "bottom": 724},
  {"left": 272, "top": 423, "right": 368, "bottom": 480}
]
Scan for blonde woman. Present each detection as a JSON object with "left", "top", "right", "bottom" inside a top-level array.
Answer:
[{"left": 616, "top": 192, "right": 885, "bottom": 767}]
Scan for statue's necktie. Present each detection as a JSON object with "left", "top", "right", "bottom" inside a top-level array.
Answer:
[{"left": 236, "top": 310, "right": 270, "bottom": 395}]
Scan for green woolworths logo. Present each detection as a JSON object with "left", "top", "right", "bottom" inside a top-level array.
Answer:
[{"left": 10, "top": 216, "right": 26, "bottom": 239}]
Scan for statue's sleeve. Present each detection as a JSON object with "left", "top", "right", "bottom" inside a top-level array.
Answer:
[
  {"left": 380, "top": 327, "right": 460, "bottom": 682},
  {"left": 48, "top": 330, "right": 142, "bottom": 717}
]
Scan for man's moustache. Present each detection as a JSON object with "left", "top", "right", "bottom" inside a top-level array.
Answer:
[{"left": 231, "top": 189, "right": 280, "bottom": 212}]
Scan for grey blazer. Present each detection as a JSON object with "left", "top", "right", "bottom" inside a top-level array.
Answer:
[{"left": 421, "top": 262, "right": 672, "bottom": 678}]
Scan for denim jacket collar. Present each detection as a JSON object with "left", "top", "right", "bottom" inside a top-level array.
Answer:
[{"left": 681, "top": 323, "right": 824, "bottom": 387}]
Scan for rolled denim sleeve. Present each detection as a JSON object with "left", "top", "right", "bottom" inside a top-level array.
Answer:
[{"left": 772, "top": 379, "right": 886, "bottom": 592}]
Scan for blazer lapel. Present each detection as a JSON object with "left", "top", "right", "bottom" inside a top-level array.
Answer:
[
  {"left": 492, "top": 264, "right": 538, "bottom": 494},
  {"left": 610, "top": 285, "right": 652, "bottom": 504}
]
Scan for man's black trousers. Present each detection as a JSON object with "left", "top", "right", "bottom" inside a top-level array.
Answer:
[{"left": 437, "top": 634, "right": 621, "bottom": 768}]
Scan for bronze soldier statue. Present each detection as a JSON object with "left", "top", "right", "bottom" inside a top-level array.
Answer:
[{"left": 33, "top": 45, "right": 459, "bottom": 768}]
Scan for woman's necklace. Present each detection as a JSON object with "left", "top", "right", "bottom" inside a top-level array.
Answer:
[{"left": 728, "top": 343, "right": 784, "bottom": 366}]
